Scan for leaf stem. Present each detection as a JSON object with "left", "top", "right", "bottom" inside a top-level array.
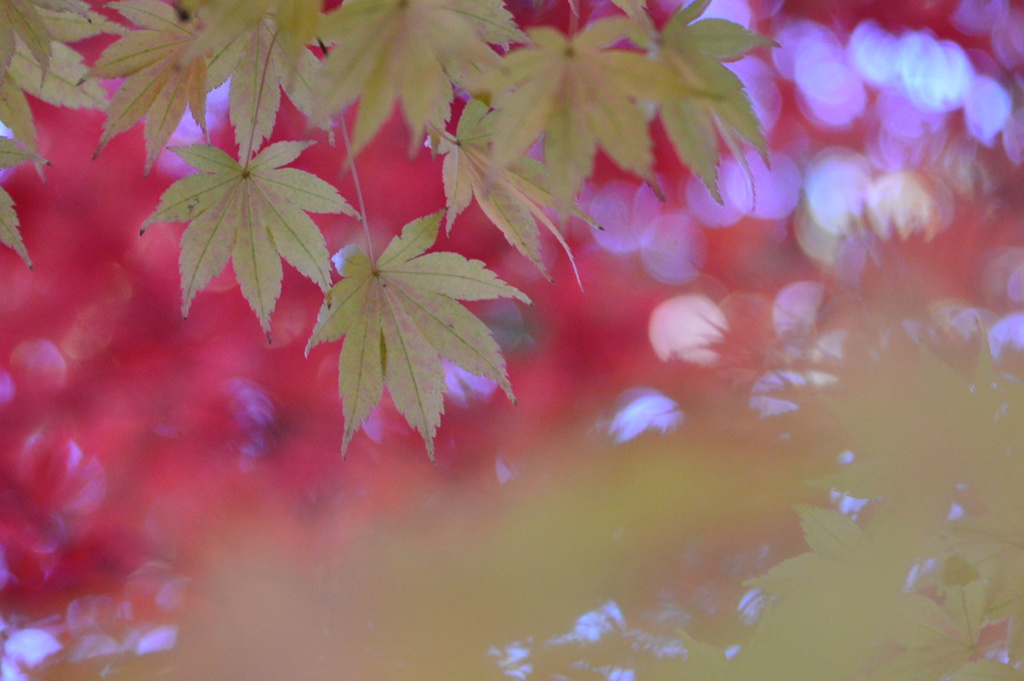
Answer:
[
  {"left": 340, "top": 115, "right": 374, "bottom": 262},
  {"left": 428, "top": 122, "right": 488, "bottom": 147}
]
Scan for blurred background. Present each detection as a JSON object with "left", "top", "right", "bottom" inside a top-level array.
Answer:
[{"left": 3, "top": 0, "right": 1024, "bottom": 678}]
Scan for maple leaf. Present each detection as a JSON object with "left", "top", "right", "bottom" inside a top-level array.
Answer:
[
  {"left": 866, "top": 593, "right": 975, "bottom": 681},
  {"left": 10, "top": 36, "right": 106, "bottom": 105},
  {"left": 815, "top": 347, "right": 1024, "bottom": 525},
  {"left": 0, "top": 0, "right": 110, "bottom": 155},
  {"left": 315, "top": 0, "right": 524, "bottom": 156},
  {"left": 1, "top": 38, "right": 107, "bottom": 155},
  {"left": 866, "top": 557, "right": 996, "bottom": 681},
  {"left": 307, "top": 210, "right": 529, "bottom": 458},
  {"left": 735, "top": 506, "right": 928, "bottom": 681},
  {"left": 0, "top": 0, "right": 55, "bottom": 79},
  {"left": 39, "top": 4, "right": 125, "bottom": 43},
  {"left": 0, "top": 78, "right": 35, "bottom": 150},
  {"left": 474, "top": 17, "right": 672, "bottom": 211},
  {"left": 170, "top": 0, "right": 323, "bottom": 77},
  {"left": 0, "top": 22, "right": 11, "bottom": 90},
  {"left": 270, "top": 0, "right": 321, "bottom": 73},
  {"left": 37, "top": 4, "right": 126, "bottom": 44},
  {"left": 609, "top": 0, "right": 647, "bottom": 21},
  {"left": 175, "top": 0, "right": 272, "bottom": 54},
  {"left": 142, "top": 140, "right": 355, "bottom": 334},
  {"left": 0, "top": 137, "right": 47, "bottom": 267},
  {"left": 26, "top": 0, "right": 88, "bottom": 11},
  {"left": 439, "top": 99, "right": 589, "bottom": 280},
  {"left": 949, "top": 661, "right": 1024, "bottom": 681},
  {"left": 677, "top": 632, "right": 730, "bottom": 681},
  {"left": 949, "top": 515, "right": 1024, "bottom": 664},
  {"left": 228, "top": 18, "right": 325, "bottom": 162},
  {"left": 656, "top": 0, "right": 775, "bottom": 201},
  {"left": 88, "top": 0, "right": 221, "bottom": 173}
]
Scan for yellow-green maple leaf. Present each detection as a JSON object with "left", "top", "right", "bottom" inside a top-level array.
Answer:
[
  {"left": 174, "top": 0, "right": 272, "bottom": 54},
  {"left": 143, "top": 140, "right": 355, "bottom": 334},
  {"left": 315, "top": 0, "right": 525, "bottom": 156},
  {"left": 307, "top": 210, "right": 529, "bottom": 458},
  {"left": 657, "top": 0, "right": 774, "bottom": 201},
  {"left": 0, "top": 0, "right": 54, "bottom": 79},
  {"left": 37, "top": 5, "right": 126, "bottom": 43},
  {"left": 816, "top": 348, "right": 1024, "bottom": 524},
  {"left": 735, "top": 505, "right": 922, "bottom": 681},
  {"left": 173, "top": 0, "right": 321, "bottom": 74},
  {"left": 865, "top": 563, "right": 994, "bottom": 681},
  {"left": 1, "top": 37, "right": 107, "bottom": 155},
  {"left": 0, "top": 10, "right": 15, "bottom": 85},
  {"left": 475, "top": 17, "right": 671, "bottom": 211},
  {"left": 606, "top": 0, "right": 656, "bottom": 41},
  {"left": 0, "top": 78, "right": 34, "bottom": 149},
  {"left": 176, "top": 0, "right": 323, "bottom": 72},
  {"left": 88, "top": 0, "right": 216, "bottom": 173},
  {"left": 863, "top": 593, "right": 974, "bottom": 681},
  {"left": 610, "top": 0, "right": 647, "bottom": 20},
  {"left": 949, "top": 661, "right": 1024, "bottom": 681},
  {"left": 677, "top": 631, "right": 730, "bottom": 681},
  {"left": 10, "top": 39, "right": 106, "bottom": 109},
  {"left": 28, "top": 0, "right": 88, "bottom": 13},
  {"left": 228, "top": 18, "right": 324, "bottom": 162},
  {"left": 0, "top": 0, "right": 106, "bottom": 145},
  {"left": 949, "top": 513, "right": 1024, "bottom": 665},
  {"left": 270, "top": 0, "right": 321, "bottom": 72},
  {"left": 440, "top": 99, "right": 583, "bottom": 280},
  {"left": 0, "top": 137, "right": 46, "bottom": 267}
]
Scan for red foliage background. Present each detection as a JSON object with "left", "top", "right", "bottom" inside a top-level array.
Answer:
[{"left": 3, "top": 0, "right": 1024, "bottom": 677}]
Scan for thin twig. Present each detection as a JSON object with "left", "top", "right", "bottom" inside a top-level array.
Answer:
[{"left": 340, "top": 116, "right": 374, "bottom": 262}]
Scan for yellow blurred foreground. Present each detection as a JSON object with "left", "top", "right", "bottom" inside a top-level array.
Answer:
[{"left": 39, "top": 407, "right": 818, "bottom": 681}]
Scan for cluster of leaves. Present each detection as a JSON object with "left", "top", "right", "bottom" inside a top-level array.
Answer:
[
  {"left": 670, "top": 347, "right": 1024, "bottom": 681},
  {"left": 0, "top": 0, "right": 115, "bottom": 265},
  {"left": 0, "top": 0, "right": 772, "bottom": 454}
]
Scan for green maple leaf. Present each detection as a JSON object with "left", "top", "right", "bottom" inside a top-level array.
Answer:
[
  {"left": 0, "top": 137, "right": 46, "bottom": 267},
  {"left": 307, "top": 210, "right": 529, "bottom": 458},
  {"left": 0, "top": 0, "right": 56, "bottom": 79},
  {"left": 677, "top": 631, "right": 730, "bottom": 681},
  {"left": 10, "top": 37, "right": 106, "bottom": 107},
  {"left": 949, "top": 661, "right": 1024, "bottom": 681},
  {"left": 816, "top": 347, "right": 1024, "bottom": 523},
  {"left": 0, "top": 77, "right": 36, "bottom": 149},
  {"left": 37, "top": 4, "right": 126, "bottom": 43},
  {"left": 1, "top": 38, "right": 106, "bottom": 156},
  {"left": 474, "top": 17, "right": 672, "bottom": 211},
  {"left": 174, "top": 0, "right": 273, "bottom": 56},
  {"left": 868, "top": 569, "right": 991, "bottom": 681},
  {"left": 657, "top": 0, "right": 775, "bottom": 202},
  {"left": 177, "top": 0, "right": 324, "bottom": 71},
  {"left": 948, "top": 515, "right": 1024, "bottom": 664},
  {"left": 736, "top": 506, "right": 925, "bottom": 681},
  {"left": 315, "top": 0, "right": 524, "bottom": 156},
  {"left": 88, "top": 0, "right": 237, "bottom": 173},
  {"left": 0, "top": 0, "right": 110, "bottom": 154},
  {"left": 142, "top": 140, "right": 355, "bottom": 334},
  {"left": 173, "top": 0, "right": 322, "bottom": 74},
  {"left": 270, "top": 0, "right": 321, "bottom": 72},
  {"left": 440, "top": 99, "right": 588, "bottom": 280},
  {"left": 228, "top": 18, "right": 325, "bottom": 162},
  {"left": 26, "top": 0, "right": 88, "bottom": 12},
  {"left": 609, "top": 0, "right": 648, "bottom": 21}
]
